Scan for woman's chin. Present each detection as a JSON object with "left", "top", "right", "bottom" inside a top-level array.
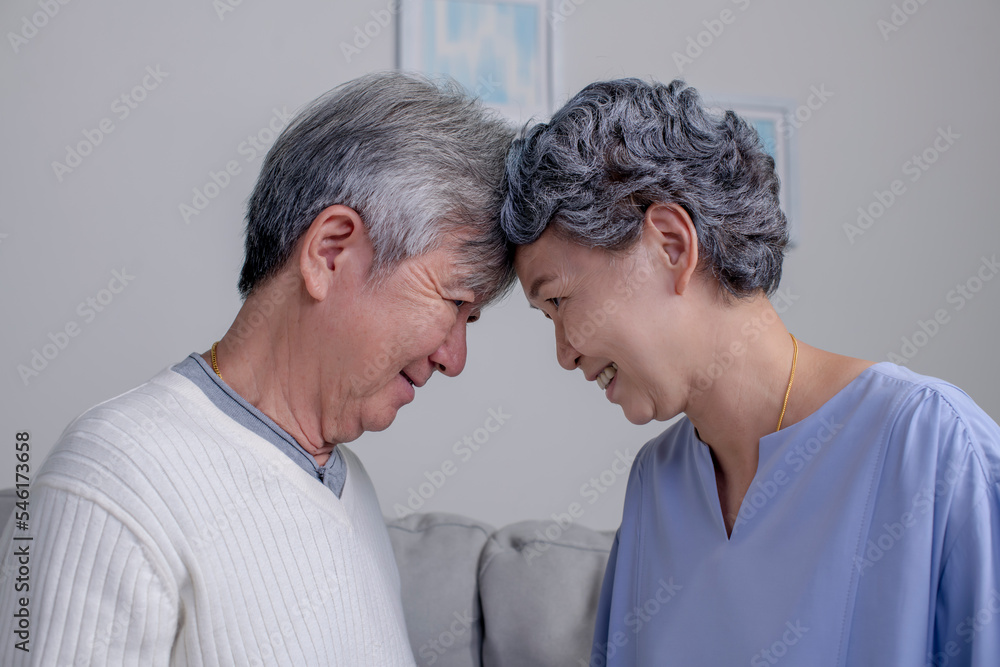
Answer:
[
  {"left": 619, "top": 396, "right": 678, "bottom": 425},
  {"left": 620, "top": 401, "right": 656, "bottom": 426}
]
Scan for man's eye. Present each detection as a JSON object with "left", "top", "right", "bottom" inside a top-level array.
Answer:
[
  {"left": 453, "top": 300, "right": 466, "bottom": 308},
  {"left": 547, "top": 297, "right": 561, "bottom": 308}
]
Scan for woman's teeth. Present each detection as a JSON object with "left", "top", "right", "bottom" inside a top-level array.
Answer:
[{"left": 596, "top": 362, "right": 618, "bottom": 390}]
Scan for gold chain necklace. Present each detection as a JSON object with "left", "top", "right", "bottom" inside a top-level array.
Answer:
[
  {"left": 211, "top": 341, "right": 223, "bottom": 381},
  {"left": 775, "top": 333, "right": 798, "bottom": 431}
]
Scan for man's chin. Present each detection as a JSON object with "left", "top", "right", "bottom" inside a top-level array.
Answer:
[
  {"left": 328, "top": 409, "right": 399, "bottom": 443},
  {"left": 360, "top": 406, "right": 404, "bottom": 435},
  {"left": 350, "top": 380, "right": 414, "bottom": 436}
]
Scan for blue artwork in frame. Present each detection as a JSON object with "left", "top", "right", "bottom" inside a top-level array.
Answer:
[{"left": 399, "top": 0, "right": 552, "bottom": 124}]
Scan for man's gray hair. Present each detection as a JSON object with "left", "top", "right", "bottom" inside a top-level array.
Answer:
[
  {"left": 239, "top": 71, "right": 517, "bottom": 304},
  {"left": 500, "top": 78, "right": 788, "bottom": 298}
]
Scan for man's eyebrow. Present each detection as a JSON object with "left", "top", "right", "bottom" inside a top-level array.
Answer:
[
  {"left": 528, "top": 275, "right": 554, "bottom": 300},
  {"left": 444, "top": 273, "right": 480, "bottom": 298}
]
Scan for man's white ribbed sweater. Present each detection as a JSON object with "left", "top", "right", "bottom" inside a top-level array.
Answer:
[{"left": 0, "top": 366, "right": 416, "bottom": 666}]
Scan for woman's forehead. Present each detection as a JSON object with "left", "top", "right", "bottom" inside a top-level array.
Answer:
[{"left": 513, "top": 231, "right": 569, "bottom": 275}]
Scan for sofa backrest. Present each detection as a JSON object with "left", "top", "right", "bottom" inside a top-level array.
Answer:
[
  {"left": 385, "top": 512, "right": 614, "bottom": 667},
  {"left": 477, "top": 520, "right": 614, "bottom": 667},
  {"left": 387, "top": 512, "right": 495, "bottom": 667}
]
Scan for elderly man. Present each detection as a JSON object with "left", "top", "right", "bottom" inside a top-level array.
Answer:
[{"left": 0, "top": 72, "right": 514, "bottom": 665}]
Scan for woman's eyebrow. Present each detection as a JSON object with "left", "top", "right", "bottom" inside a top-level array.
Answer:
[{"left": 528, "top": 275, "right": 555, "bottom": 300}]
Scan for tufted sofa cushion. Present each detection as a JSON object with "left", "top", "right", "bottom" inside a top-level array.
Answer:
[
  {"left": 387, "top": 512, "right": 495, "bottom": 667},
  {"left": 477, "top": 520, "right": 615, "bottom": 667}
]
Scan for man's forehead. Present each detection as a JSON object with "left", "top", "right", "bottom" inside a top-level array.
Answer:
[{"left": 428, "top": 234, "right": 512, "bottom": 305}]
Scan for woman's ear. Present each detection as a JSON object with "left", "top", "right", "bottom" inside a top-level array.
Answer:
[
  {"left": 298, "top": 204, "right": 373, "bottom": 301},
  {"left": 642, "top": 203, "right": 699, "bottom": 295}
]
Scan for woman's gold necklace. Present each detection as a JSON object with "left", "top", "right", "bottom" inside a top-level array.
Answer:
[{"left": 775, "top": 333, "right": 798, "bottom": 432}]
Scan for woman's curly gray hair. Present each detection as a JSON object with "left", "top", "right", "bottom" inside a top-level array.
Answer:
[{"left": 500, "top": 78, "right": 788, "bottom": 297}]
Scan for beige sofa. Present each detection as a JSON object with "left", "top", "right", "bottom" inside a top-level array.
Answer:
[{"left": 0, "top": 489, "right": 614, "bottom": 666}]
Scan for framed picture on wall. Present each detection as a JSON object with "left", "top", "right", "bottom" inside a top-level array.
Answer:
[
  {"left": 398, "top": 0, "right": 554, "bottom": 125},
  {"left": 705, "top": 95, "right": 800, "bottom": 247}
]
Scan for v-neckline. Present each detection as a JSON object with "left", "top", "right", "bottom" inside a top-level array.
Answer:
[{"left": 694, "top": 362, "right": 886, "bottom": 542}]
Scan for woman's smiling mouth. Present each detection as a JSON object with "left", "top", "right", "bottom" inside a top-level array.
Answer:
[{"left": 596, "top": 362, "right": 617, "bottom": 390}]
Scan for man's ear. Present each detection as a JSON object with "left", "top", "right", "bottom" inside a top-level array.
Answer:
[
  {"left": 642, "top": 203, "right": 699, "bottom": 295},
  {"left": 298, "top": 204, "right": 372, "bottom": 300}
]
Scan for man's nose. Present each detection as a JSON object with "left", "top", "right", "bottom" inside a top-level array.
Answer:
[{"left": 430, "top": 319, "right": 469, "bottom": 377}]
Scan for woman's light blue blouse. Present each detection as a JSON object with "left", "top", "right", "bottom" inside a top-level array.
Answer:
[{"left": 591, "top": 362, "right": 1000, "bottom": 666}]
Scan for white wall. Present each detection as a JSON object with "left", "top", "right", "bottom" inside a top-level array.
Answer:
[{"left": 2, "top": 0, "right": 997, "bottom": 531}]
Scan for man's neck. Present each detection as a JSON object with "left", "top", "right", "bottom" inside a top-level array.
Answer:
[{"left": 204, "top": 294, "right": 337, "bottom": 466}]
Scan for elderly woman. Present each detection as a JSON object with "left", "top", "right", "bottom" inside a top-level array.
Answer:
[{"left": 500, "top": 78, "right": 1000, "bottom": 665}]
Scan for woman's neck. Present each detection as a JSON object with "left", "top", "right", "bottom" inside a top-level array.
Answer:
[
  {"left": 681, "top": 296, "right": 874, "bottom": 535},
  {"left": 682, "top": 296, "right": 796, "bottom": 534}
]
